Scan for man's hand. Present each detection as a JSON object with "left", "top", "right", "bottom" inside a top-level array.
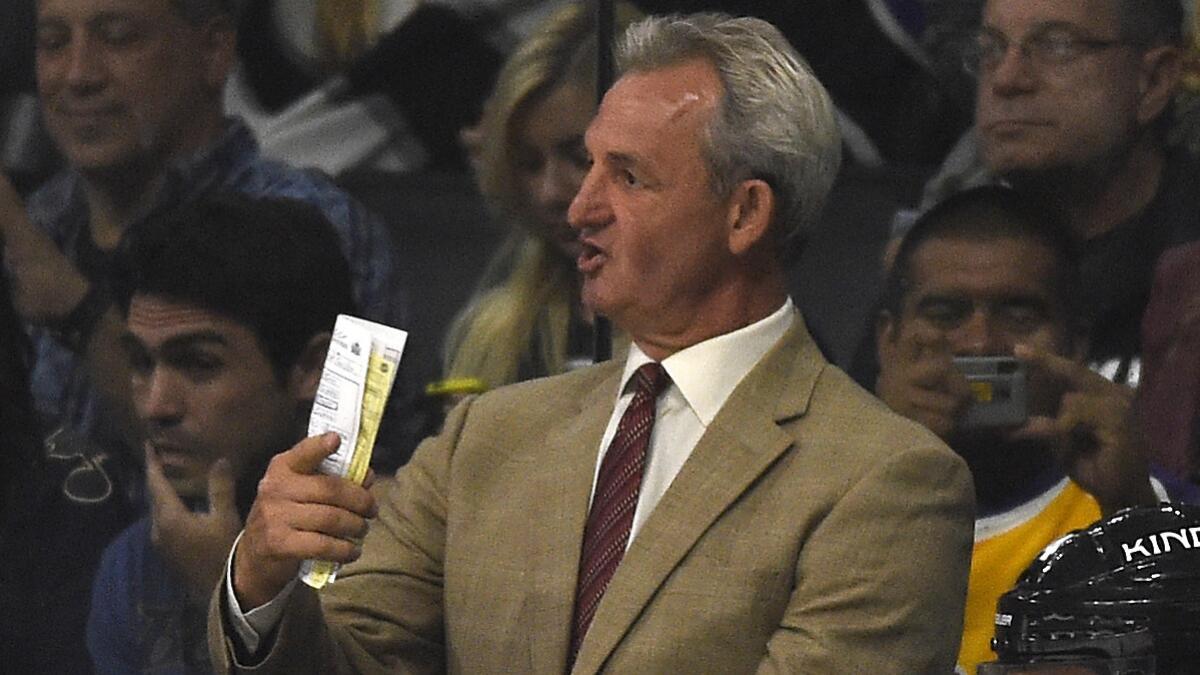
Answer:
[
  {"left": 876, "top": 328, "right": 973, "bottom": 441},
  {"left": 146, "top": 444, "right": 244, "bottom": 600},
  {"left": 1011, "top": 344, "right": 1158, "bottom": 514},
  {"left": 233, "top": 433, "right": 377, "bottom": 609},
  {"left": 0, "top": 174, "right": 90, "bottom": 324}
]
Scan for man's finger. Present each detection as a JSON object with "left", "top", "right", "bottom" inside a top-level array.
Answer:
[
  {"left": 207, "top": 458, "right": 238, "bottom": 517},
  {"left": 281, "top": 432, "right": 343, "bottom": 474},
  {"left": 144, "top": 444, "right": 186, "bottom": 519},
  {"left": 1014, "top": 343, "right": 1102, "bottom": 390}
]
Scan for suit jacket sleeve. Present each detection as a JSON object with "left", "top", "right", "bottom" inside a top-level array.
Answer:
[
  {"left": 757, "top": 440, "right": 975, "bottom": 673},
  {"left": 208, "top": 394, "right": 477, "bottom": 675}
]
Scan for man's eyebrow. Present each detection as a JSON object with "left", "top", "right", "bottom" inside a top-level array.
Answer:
[
  {"left": 121, "top": 329, "right": 231, "bottom": 353},
  {"left": 604, "top": 150, "right": 638, "bottom": 168},
  {"left": 914, "top": 292, "right": 966, "bottom": 306}
]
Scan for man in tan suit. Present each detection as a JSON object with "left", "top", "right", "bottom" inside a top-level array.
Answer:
[{"left": 210, "top": 13, "right": 975, "bottom": 673}]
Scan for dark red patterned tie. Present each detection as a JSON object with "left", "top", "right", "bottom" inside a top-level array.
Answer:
[{"left": 568, "top": 362, "right": 670, "bottom": 665}]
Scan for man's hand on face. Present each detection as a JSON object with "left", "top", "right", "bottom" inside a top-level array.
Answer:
[
  {"left": 0, "top": 174, "right": 89, "bottom": 324},
  {"left": 146, "top": 444, "right": 244, "bottom": 601},
  {"left": 233, "top": 432, "right": 377, "bottom": 610},
  {"left": 1010, "top": 344, "right": 1158, "bottom": 515},
  {"left": 877, "top": 325, "right": 974, "bottom": 442}
]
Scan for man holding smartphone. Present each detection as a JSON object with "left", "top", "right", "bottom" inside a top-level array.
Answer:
[{"left": 872, "top": 185, "right": 1194, "bottom": 673}]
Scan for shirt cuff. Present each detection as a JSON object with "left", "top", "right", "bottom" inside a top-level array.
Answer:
[{"left": 224, "top": 530, "right": 298, "bottom": 656}]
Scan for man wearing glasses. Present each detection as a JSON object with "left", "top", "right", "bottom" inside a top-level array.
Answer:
[
  {"left": 860, "top": 0, "right": 1199, "bottom": 480},
  {"left": 957, "top": 0, "right": 1193, "bottom": 386}
]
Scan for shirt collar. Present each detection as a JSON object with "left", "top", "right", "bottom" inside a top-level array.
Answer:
[{"left": 620, "top": 298, "right": 795, "bottom": 425}]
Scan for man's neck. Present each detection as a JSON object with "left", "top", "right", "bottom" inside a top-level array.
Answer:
[
  {"left": 953, "top": 434, "right": 1058, "bottom": 516},
  {"left": 78, "top": 112, "right": 227, "bottom": 251},
  {"left": 80, "top": 167, "right": 165, "bottom": 251},
  {"left": 1014, "top": 139, "right": 1167, "bottom": 242},
  {"left": 631, "top": 269, "right": 788, "bottom": 362}
]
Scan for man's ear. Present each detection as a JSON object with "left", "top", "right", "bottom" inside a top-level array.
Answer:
[
  {"left": 875, "top": 310, "right": 898, "bottom": 363},
  {"left": 288, "top": 332, "right": 331, "bottom": 402},
  {"left": 1135, "top": 45, "right": 1183, "bottom": 126},
  {"left": 726, "top": 178, "right": 776, "bottom": 256}
]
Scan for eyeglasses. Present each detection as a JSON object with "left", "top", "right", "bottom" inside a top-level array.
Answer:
[{"left": 963, "top": 24, "right": 1134, "bottom": 76}]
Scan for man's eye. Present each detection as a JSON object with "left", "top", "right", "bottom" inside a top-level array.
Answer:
[
  {"left": 998, "top": 305, "right": 1045, "bottom": 331},
  {"left": 976, "top": 34, "right": 1007, "bottom": 60},
  {"left": 174, "top": 355, "right": 223, "bottom": 380},
  {"left": 128, "top": 351, "right": 153, "bottom": 376},
  {"left": 1031, "top": 30, "right": 1081, "bottom": 60},
  {"left": 621, "top": 170, "right": 640, "bottom": 187},
  {"left": 920, "top": 302, "right": 969, "bottom": 328},
  {"left": 97, "top": 19, "right": 140, "bottom": 47},
  {"left": 36, "top": 26, "right": 69, "bottom": 52}
]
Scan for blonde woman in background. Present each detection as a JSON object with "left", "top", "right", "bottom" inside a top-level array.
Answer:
[{"left": 441, "top": 1, "right": 643, "bottom": 392}]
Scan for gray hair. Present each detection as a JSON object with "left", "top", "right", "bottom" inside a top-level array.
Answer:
[{"left": 616, "top": 13, "right": 842, "bottom": 260}]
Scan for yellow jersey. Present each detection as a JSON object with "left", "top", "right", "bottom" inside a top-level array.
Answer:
[{"left": 957, "top": 478, "right": 1101, "bottom": 673}]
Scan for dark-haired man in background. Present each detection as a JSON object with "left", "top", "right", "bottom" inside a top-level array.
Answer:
[
  {"left": 874, "top": 185, "right": 1197, "bottom": 672},
  {"left": 0, "top": 0, "right": 408, "bottom": 516},
  {"left": 86, "top": 193, "right": 356, "bottom": 674}
]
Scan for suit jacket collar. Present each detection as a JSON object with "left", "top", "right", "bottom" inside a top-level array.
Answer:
[{"left": 565, "top": 314, "right": 826, "bottom": 673}]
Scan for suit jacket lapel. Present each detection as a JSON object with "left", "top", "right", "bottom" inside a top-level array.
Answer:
[
  {"left": 571, "top": 319, "right": 826, "bottom": 674},
  {"left": 526, "top": 363, "right": 623, "bottom": 674}
]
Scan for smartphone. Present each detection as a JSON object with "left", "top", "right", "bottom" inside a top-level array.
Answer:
[{"left": 953, "top": 356, "right": 1028, "bottom": 429}]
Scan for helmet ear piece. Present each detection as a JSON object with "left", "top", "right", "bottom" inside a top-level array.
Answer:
[{"left": 990, "top": 504, "right": 1200, "bottom": 668}]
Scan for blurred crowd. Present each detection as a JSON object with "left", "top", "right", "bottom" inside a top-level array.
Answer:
[{"left": 2, "top": 1, "right": 1199, "bottom": 673}]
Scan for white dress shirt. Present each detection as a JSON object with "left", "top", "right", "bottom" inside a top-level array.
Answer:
[
  {"left": 227, "top": 298, "right": 796, "bottom": 651},
  {"left": 594, "top": 299, "right": 795, "bottom": 545}
]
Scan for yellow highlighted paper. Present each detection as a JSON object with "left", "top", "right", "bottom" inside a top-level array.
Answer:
[{"left": 300, "top": 314, "right": 407, "bottom": 589}]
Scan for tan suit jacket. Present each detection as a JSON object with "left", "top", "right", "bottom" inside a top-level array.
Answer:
[{"left": 210, "top": 318, "right": 974, "bottom": 673}]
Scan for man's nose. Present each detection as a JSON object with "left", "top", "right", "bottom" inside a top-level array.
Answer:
[
  {"left": 985, "top": 43, "right": 1038, "bottom": 96},
  {"left": 954, "top": 309, "right": 1009, "bottom": 356},
  {"left": 567, "top": 167, "right": 610, "bottom": 232},
  {"left": 61, "top": 34, "right": 107, "bottom": 91},
  {"left": 138, "top": 369, "right": 185, "bottom": 426}
]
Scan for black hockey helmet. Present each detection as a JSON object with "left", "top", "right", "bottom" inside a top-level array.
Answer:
[{"left": 980, "top": 503, "right": 1200, "bottom": 674}]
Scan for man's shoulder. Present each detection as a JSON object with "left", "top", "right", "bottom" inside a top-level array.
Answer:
[
  {"left": 224, "top": 156, "right": 363, "bottom": 220},
  {"left": 468, "top": 361, "right": 622, "bottom": 413}
]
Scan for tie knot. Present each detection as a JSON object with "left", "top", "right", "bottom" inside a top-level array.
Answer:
[{"left": 632, "top": 362, "right": 670, "bottom": 399}]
